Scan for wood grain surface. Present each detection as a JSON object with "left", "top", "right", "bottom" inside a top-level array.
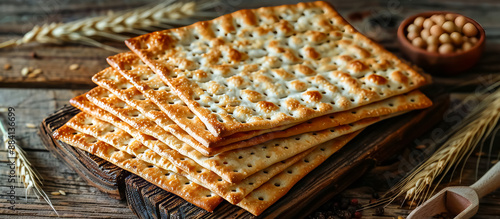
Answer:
[{"left": 0, "top": 0, "right": 499, "bottom": 218}]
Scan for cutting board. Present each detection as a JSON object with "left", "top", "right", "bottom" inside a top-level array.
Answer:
[{"left": 38, "top": 91, "right": 449, "bottom": 218}]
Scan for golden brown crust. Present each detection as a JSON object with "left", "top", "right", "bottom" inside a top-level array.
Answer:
[
  {"left": 105, "top": 53, "right": 224, "bottom": 148},
  {"left": 52, "top": 125, "right": 222, "bottom": 212},
  {"left": 216, "top": 89, "right": 432, "bottom": 150},
  {"left": 71, "top": 90, "right": 385, "bottom": 183},
  {"left": 238, "top": 131, "right": 359, "bottom": 216},
  {"left": 94, "top": 62, "right": 431, "bottom": 154},
  {"left": 125, "top": 1, "right": 428, "bottom": 137},
  {"left": 91, "top": 66, "right": 297, "bottom": 154},
  {"left": 64, "top": 110, "right": 311, "bottom": 204},
  {"left": 105, "top": 54, "right": 431, "bottom": 152}
]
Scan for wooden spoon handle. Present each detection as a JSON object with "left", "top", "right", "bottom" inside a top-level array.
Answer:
[{"left": 470, "top": 161, "right": 500, "bottom": 198}]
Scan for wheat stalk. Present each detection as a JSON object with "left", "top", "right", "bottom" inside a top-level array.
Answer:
[
  {"left": 362, "top": 80, "right": 500, "bottom": 210},
  {"left": 0, "top": 0, "right": 220, "bottom": 52},
  {"left": 396, "top": 85, "right": 499, "bottom": 206},
  {"left": 0, "top": 117, "right": 58, "bottom": 215}
]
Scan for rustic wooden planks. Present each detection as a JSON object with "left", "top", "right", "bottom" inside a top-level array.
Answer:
[{"left": 1, "top": 0, "right": 500, "bottom": 218}]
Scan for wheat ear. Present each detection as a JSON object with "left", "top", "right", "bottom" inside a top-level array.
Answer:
[
  {"left": 0, "top": 118, "right": 58, "bottom": 215},
  {"left": 0, "top": 0, "right": 220, "bottom": 52},
  {"left": 389, "top": 83, "right": 500, "bottom": 207},
  {"left": 361, "top": 81, "right": 500, "bottom": 210}
]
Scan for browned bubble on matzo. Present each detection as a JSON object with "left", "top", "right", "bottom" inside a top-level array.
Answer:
[
  {"left": 64, "top": 109, "right": 311, "bottom": 204},
  {"left": 125, "top": 1, "right": 428, "bottom": 137},
  {"left": 52, "top": 125, "right": 222, "bottom": 212},
  {"left": 237, "top": 131, "right": 360, "bottom": 216}
]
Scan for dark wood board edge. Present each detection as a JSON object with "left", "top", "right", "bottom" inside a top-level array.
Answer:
[{"left": 125, "top": 175, "right": 152, "bottom": 219}]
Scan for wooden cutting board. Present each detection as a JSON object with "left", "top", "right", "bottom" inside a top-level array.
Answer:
[{"left": 38, "top": 91, "right": 449, "bottom": 219}]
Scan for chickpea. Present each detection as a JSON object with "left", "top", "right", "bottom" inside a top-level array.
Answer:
[
  {"left": 454, "top": 16, "right": 467, "bottom": 31},
  {"left": 439, "top": 43, "right": 454, "bottom": 54},
  {"left": 407, "top": 24, "right": 421, "bottom": 33},
  {"left": 462, "top": 42, "right": 473, "bottom": 51},
  {"left": 423, "top": 19, "right": 435, "bottom": 29},
  {"left": 414, "top": 16, "right": 425, "bottom": 27},
  {"left": 430, "top": 25, "right": 444, "bottom": 36},
  {"left": 407, "top": 31, "right": 419, "bottom": 41},
  {"left": 469, "top": 37, "right": 478, "bottom": 45},
  {"left": 421, "top": 29, "right": 431, "bottom": 40},
  {"left": 439, "top": 33, "right": 452, "bottom": 44},
  {"left": 427, "top": 44, "right": 438, "bottom": 53},
  {"left": 431, "top": 14, "right": 446, "bottom": 26},
  {"left": 462, "top": 23, "right": 478, "bottom": 37},
  {"left": 442, "top": 21, "right": 456, "bottom": 33},
  {"left": 445, "top": 13, "right": 456, "bottom": 21},
  {"left": 412, "top": 37, "right": 426, "bottom": 48},
  {"left": 450, "top": 32, "right": 463, "bottom": 45},
  {"left": 426, "top": 35, "right": 439, "bottom": 46}
]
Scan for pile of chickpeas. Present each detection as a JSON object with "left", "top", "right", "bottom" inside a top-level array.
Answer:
[{"left": 406, "top": 14, "right": 479, "bottom": 54}]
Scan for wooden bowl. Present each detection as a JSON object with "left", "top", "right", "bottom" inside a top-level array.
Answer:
[{"left": 397, "top": 12, "right": 485, "bottom": 75}]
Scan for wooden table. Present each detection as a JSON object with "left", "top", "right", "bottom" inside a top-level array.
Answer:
[{"left": 0, "top": 0, "right": 499, "bottom": 218}]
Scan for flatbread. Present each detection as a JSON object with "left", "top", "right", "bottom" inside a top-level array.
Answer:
[
  {"left": 64, "top": 113, "right": 178, "bottom": 172},
  {"left": 77, "top": 90, "right": 385, "bottom": 183},
  {"left": 52, "top": 125, "right": 222, "bottom": 212},
  {"left": 93, "top": 65, "right": 296, "bottom": 149},
  {"left": 103, "top": 57, "right": 431, "bottom": 151},
  {"left": 72, "top": 92, "right": 384, "bottom": 183},
  {"left": 65, "top": 111, "right": 311, "bottom": 204},
  {"left": 86, "top": 82, "right": 431, "bottom": 156},
  {"left": 238, "top": 131, "right": 359, "bottom": 216},
  {"left": 85, "top": 86, "right": 213, "bottom": 156},
  {"left": 125, "top": 1, "right": 428, "bottom": 137}
]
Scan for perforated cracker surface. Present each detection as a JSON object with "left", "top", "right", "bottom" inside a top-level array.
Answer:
[
  {"left": 75, "top": 90, "right": 383, "bottom": 183},
  {"left": 93, "top": 66, "right": 294, "bottom": 152},
  {"left": 106, "top": 53, "right": 431, "bottom": 150},
  {"left": 53, "top": 125, "right": 222, "bottom": 212},
  {"left": 125, "top": 1, "right": 427, "bottom": 137},
  {"left": 65, "top": 108, "right": 311, "bottom": 204},
  {"left": 238, "top": 131, "right": 359, "bottom": 216}
]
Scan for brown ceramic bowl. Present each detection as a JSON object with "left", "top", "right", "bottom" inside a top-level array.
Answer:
[{"left": 397, "top": 11, "right": 485, "bottom": 76}]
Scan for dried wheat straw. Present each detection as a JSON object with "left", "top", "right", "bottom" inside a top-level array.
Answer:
[
  {"left": 397, "top": 84, "right": 499, "bottom": 206},
  {"left": 0, "top": 118, "right": 58, "bottom": 215},
  {"left": 0, "top": 0, "right": 220, "bottom": 52},
  {"left": 362, "top": 80, "right": 500, "bottom": 209}
]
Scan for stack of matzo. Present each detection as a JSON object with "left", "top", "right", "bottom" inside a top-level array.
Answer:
[{"left": 54, "top": 1, "right": 433, "bottom": 216}]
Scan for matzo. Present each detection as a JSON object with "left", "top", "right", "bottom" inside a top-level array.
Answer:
[
  {"left": 65, "top": 113, "right": 178, "bottom": 172},
  {"left": 105, "top": 54, "right": 431, "bottom": 150},
  {"left": 238, "top": 131, "right": 359, "bottom": 216},
  {"left": 93, "top": 65, "right": 296, "bottom": 150},
  {"left": 125, "top": 1, "right": 428, "bottom": 137},
  {"left": 84, "top": 86, "right": 212, "bottom": 155},
  {"left": 65, "top": 110, "right": 311, "bottom": 204},
  {"left": 72, "top": 92, "right": 384, "bottom": 183},
  {"left": 87, "top": 84, "right": 430, "bottom": 155},
  {"left": 53, "top": 125, "right": 222, "bottom": 212}
]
